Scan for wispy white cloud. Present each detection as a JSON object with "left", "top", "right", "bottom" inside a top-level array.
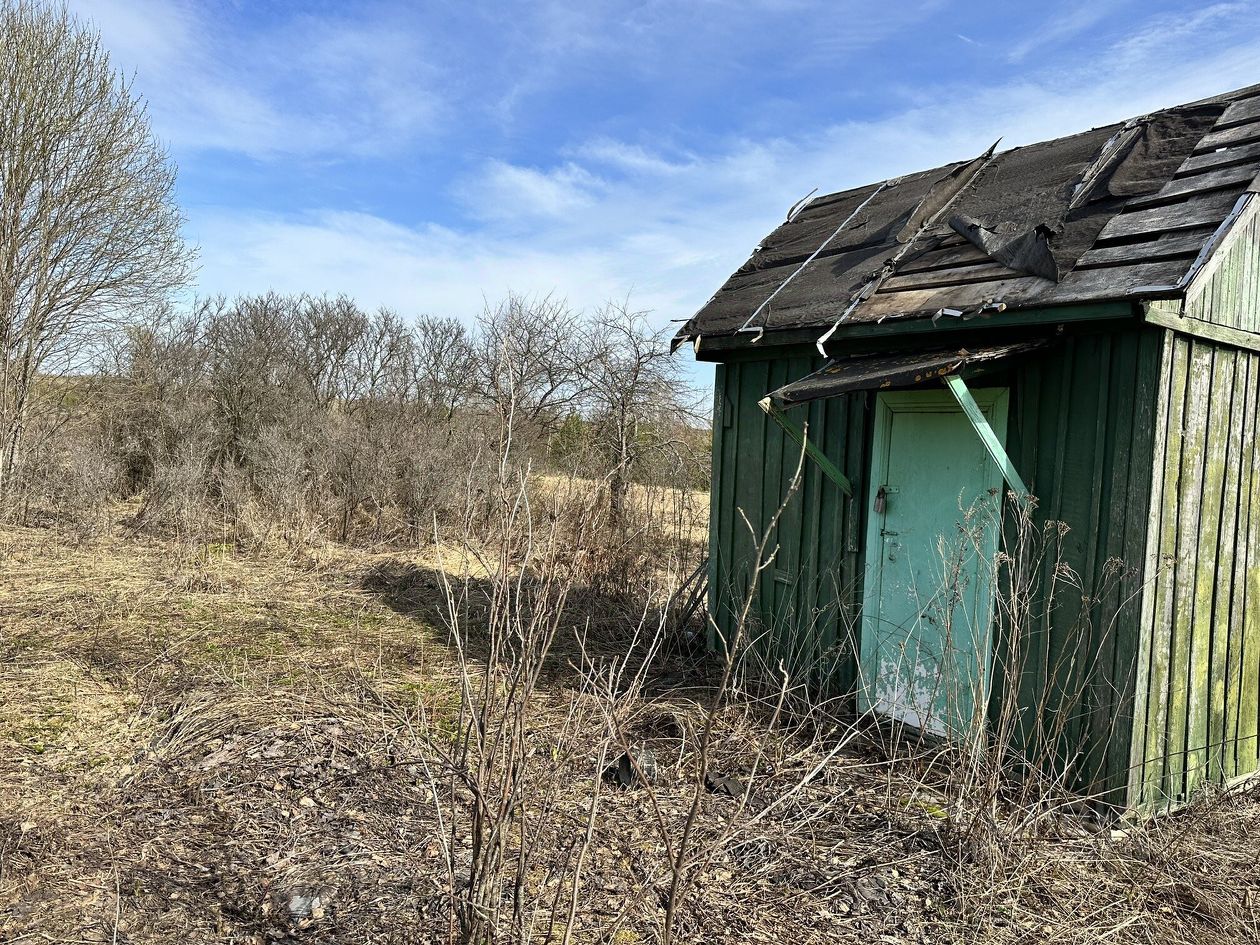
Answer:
[
  {"left": 72, "top": 0, "right": 445, "bottom": 159},
  {"left": 1005, "top": 0, "right": 1120, "bottom": 63},
  {"left": 461, "top": 161, "right": 604, "bottom": 222},
  {"left": 188, "top": 2, "right": 1260, "bottom": 335}
]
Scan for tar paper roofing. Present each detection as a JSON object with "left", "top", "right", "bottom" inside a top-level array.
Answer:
[{"left": 676, "top": 83, "right": 1260, "bottom": 347}]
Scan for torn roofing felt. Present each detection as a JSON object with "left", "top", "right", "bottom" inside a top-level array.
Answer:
[
  {"left": 763, "top": 339, "right": 1053, "bottom": 410},
  {"left": 677, "top": 83, "right": 1260, "bottom": 345}
]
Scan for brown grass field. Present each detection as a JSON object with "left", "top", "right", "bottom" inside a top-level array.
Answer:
[{"left": 2, "top": 521, "right": 1260, "bottom": 943}]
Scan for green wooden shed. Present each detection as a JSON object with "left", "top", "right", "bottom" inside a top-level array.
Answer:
[{"left": 677, "top": 83, "right": 1260, "bottom": 812}]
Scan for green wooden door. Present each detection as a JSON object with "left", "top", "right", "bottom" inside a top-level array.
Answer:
[{"left": 859, "top": 388, "right": 1009, "bottom": 737}]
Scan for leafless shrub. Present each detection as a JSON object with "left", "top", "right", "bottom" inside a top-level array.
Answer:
[{"left": 10, "top": 412, "right": 119, "bottom": 537}]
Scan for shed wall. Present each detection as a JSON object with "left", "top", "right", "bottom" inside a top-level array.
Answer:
[
  {"left": 708, "top": 325, "right": 1162, "bottom": 805},
  {"left": 1134, "top": 331, "right": 1260, "bottom": 809},
  {"left": 1003, "top": 327, "right": 1162, "bottom": 806}
]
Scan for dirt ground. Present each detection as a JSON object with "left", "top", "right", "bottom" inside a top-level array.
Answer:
[{"left": 2, "top": 523, "right": 1260, "bottom": 944}]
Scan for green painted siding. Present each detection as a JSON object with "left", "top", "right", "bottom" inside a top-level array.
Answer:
[
  {"left": 708, "top": 355, "right": 868, "bottom": 690},
  {"left": 708, "top": 324, "right": 1164, "bottom": 807},
  {"left": 1134, "top": 332, "right": 1260, "bottom": 809},
  {"left": 1002, "top": 327, "right": 1162, "bottom": 807}
]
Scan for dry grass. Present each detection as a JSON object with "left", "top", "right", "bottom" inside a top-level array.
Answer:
[{"left": 1, "top": 522, "right": 1259, "bottom": 944}]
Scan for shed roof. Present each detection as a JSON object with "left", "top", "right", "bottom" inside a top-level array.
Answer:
[{"left": 677, "top": 83, "right": 1260, "bottom": 348}]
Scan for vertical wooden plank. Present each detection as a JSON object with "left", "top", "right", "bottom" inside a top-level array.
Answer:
[
  {"left": 736, "top": 360, "right": 769, "bottom": 629},
  {"left": 1238, "top": 217, "right": 1256, "bottom": 332},
  {"left": 1043, "top": 339, "right": 1080, "bottom": 779},
  {"left": 1242, "top": 354, "right": 1260, "bottom": 772},
  {"left": 1208, "top": 350, "right": 1243, "bottom": 784},
  {"left": 1128, "top": 328, "right": 1172, "bottom": 809},
  {"left": 1153, "top": 336, "right": 1193, "bottom": 803},
  {"left": 708, "top": 363, "right": 727, "bottom": 645},
  {"left": 1219, "top": 245, "right": 1236, "bottom": 329},
  {"left": 1022, "top": 349, "right": 1072, "bottom": 774},
  {"left": 1060, "top": 338, "right": 1108, "bottom": 788},
  {"left": 1179, "top": 342, "right": 1218, "bottom": 798},
  {"left": 762, "top": 358, "right": 789, "bottom": 648},
  {"left": 1225, "top": 353, "right": 1255, "bottom": 779},
  {"left": 1101, "top": 328, "right": 1156, "bottom": 807},
  {"left": 1235, "top": 219, "right": 1252, "bottom": 328},
  {"left": 711, "top": 362, "right": 738, "bottom": 642},
  {"left": 796, "top": 359, "right": 823, "bottom": 674},
  {"left": 1008, "top": 359, "right": 1044, "bottom": 764},
  {"left": 841, "top": 391, "right": 869, "bottom": 692},
  {"left": 1083, "top": 333, "right": 1119, "bottom": 795}
]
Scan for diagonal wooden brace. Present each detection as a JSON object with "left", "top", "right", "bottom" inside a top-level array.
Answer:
[
  {"left": 757, "top": 397, "right": 854, "bottom": 497},
  {"left": 943, "top": 374, "right": 1030, "bottom": 499}
]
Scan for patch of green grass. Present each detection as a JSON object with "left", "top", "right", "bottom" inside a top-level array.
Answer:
[{"left": 6, "top": 706, "right": 75, "bottom": 754}]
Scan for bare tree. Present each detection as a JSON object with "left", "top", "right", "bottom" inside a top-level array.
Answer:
[
  {"left": 471, "top": 292, "right": 586, "bottom": 450},
  {"left": 407, "top": 314, "right": 474, "bottom": 420},
  {"left": 0, "top": 1, "right": 193, "bottom": 504},
  {"left": 582, "top": 303, "right": 701, "bottom": 526}
]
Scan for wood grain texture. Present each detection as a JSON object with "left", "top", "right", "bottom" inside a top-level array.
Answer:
[
  {"left": 1135, "top": 335, "right": 1260, "bottom": 810},
  {"left": 1186, "top": 201, "right": 1260, "bottom": 333}
]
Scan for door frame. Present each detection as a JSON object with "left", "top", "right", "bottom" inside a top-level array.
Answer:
[{"left": 857, "top": 386, "right": 1010, "bottom": 734}]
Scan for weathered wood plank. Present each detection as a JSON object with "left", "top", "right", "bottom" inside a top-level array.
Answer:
[
  {"left": 740, "top": 360, "right": 770, "bottom": 621},
  {"left": 708, "top": 363, "right": 728, "bottom": 647},
  {"left": 1145, "top": 332, "right": 1188, "bottom": 807},
  {"left": 1088, "top": 332, "right": 1127, "bottom": 800},
  {"left": 1125, "top": 164, "right": 1260, "bottom": 209},
  {"left": 1243, "top": 360, "right": 1260, "bottom": 773},
  {"left": 1106, "top": 327, "right": 1161, "bottom": 807},
  {"left": 1225, "top": 354, "right": 1254, "bottom": 779},
  {"left": 1096, "top": 190, "right": 1239, "bottom": 243},
  {"left": 1218, "top": 95, "right": 1260, "bottom": 130},
  {"left": 891, "top": 238, "right": 986, "bottom": 275},
  {"left": 1036, "top": 339, "right": 1077, "bottom": 780},
  {"left": 1196, "top": 119, "right": 1260, "bottom": 154},
  {"left": 1243, "top": 213, "right": 1260, "bottom": 333},
  {"left": 837, "top": 392, "right": 869, "bottom": 690},
  {"left": 858, "top": 275, "right": 1051, "bottom": 320},
  {"left": 1130, "top": 328, "right": 1173, "bottom": 809},
  {"left": 1075, "top": 231, "right": 1212, "bottom": 269},
  {"left": 853, "top": 262, "right": 1185, "bottom": 324},
  {"left": 1184, "top": 344, "right": 1226, "bottom": 797},
  {"left": 1008, "top": 357, "right": 1044, "bottom": 761},
  {"left": 1143, "top": 305, "right": 1260, "bottom": 353},
  {"left": 1177, "top": 139, "right": 1260, "bottom": 176},
  {"left": 1052, "top": 339, "right": 1107, "bottom": 785},
  {"left": 1185, "top": 198, "right": 1260, "bottom": 333},
  {"left": 878, "top": 261, "right": 1023, "bottom": 293},
  {"left": 800, "top": 378, "right": 827, "bottom": 676},
  {"left": 1207, "top": 350, "right": 1242, "bottom": 784},
  {"left": 1054, "top": 260, "right": 1196, "bottom": 294},
  {"left": 1164, "top": 337, "right": 1208, "bottom": 801},
  {"left": 762, "top": 358, "right": 789, "bottom": 632}
]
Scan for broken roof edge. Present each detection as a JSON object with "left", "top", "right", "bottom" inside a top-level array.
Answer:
[
  {"left": 764, "top": 337, "right": 1057, "bottom": 410},
  {"left": 679, "top": 300, "right": 1144, "bottom": 361}
]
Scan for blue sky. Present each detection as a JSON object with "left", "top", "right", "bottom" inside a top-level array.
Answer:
[{"left": 72, "top": 0, "right": 1260, "bottom": 381}]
